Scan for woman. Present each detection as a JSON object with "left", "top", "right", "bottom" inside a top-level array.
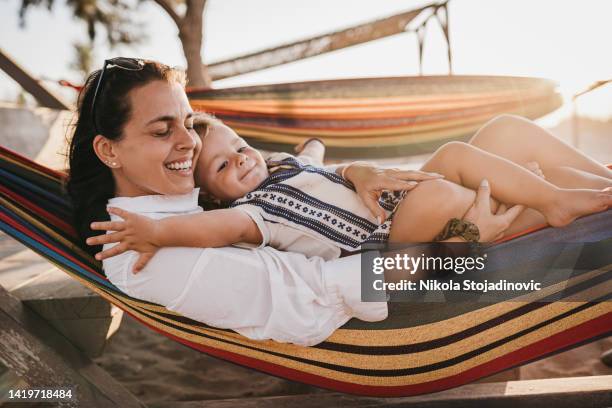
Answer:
[{"left": 67, "top": 58, "right": 611, "bottom": 346}]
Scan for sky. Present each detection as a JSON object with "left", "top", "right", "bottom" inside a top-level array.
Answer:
[{"left": 0, "top": 0, "right": 611, "bottom": 118}]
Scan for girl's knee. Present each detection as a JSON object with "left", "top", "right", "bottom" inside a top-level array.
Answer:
[
  {"left": 429, "top": 141, "right": 473, "bottom": 164},
  {"left": 486, "top": 114, "right": 529, "bottom": 129},
  {"left": 470, "top": 114, "right": 528, "bottom": 145}
]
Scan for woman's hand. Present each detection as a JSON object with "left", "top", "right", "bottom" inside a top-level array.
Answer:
[
  {"left": 86, "top": 207, "right": 160, "bottom": 273},
  {"left": 462, "top": 179, "right": 525, "bottom": 242},
  {"left": 341, "top": 162, "right": 444, "bottom": 223}
]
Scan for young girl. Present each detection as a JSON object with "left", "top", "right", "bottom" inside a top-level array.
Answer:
[{"left": 88, "top": 114, "right": 612, "bottom": 270}]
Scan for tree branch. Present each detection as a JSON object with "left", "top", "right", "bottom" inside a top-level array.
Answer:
[{"left": 151, "top": 0, "right": 182, "bottom": 26}]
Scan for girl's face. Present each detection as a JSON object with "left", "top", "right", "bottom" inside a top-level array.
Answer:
[
  {"left": 195, "top": 124, "right": 268, "bottom": 201},
  {"left": 109, "top": 80, "right": 201, "bottom": 197}
]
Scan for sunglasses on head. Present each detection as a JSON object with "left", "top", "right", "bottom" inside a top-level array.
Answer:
[{"left": 90, "top": 57, "right": 146, "bottom": 135}]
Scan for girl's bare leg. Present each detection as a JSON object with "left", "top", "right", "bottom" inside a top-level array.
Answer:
[
  {"left": 468, "top": 115, "right": 612, "bottom": 179},
  {"left": 541, "top": 166, "right": 612, "bottom": 189},
  {"left": 391, "top": 115, "right": 612, "bottom": 242},
  {"left": 420, "top": 142, "right": 612, "bottom": 227},
  {"left": 389, "top": 179, "right": 494, "bottom": 242},
  {"left": 464, "top": 115, "right": 612, "bottom": 234}
]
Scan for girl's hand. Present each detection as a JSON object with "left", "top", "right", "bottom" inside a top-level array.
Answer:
[
  {"left": 462, "top": 179, "right": 525, "bottom": 242},
  {"left": 341, "top": 162, "right": 444, "bottom": 223},
  {"left": 86, "top": 207, "right": 160, "bottom": 273}
]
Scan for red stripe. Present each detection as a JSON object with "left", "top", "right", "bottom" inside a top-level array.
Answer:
[
  {"left": 0, "top": 185, "right": 76, "bottom": 236},
  {"left": 134, "top": 309, "right": 611, "bottom": 397},
  {"left": 0, "top": 212, "right": 107, "bottom": 281},
  {"left": 494, "top": 223, "right": 548, "bottom": 244},
  {"left": 0, "top": 145, "right": 66, "bottom": 179}
]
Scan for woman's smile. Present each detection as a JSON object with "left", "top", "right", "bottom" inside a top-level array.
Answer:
[{"left": 164, "top": 156, "right": 194, "bottom": 177}]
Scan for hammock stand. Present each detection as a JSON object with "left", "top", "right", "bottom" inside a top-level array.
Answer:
[{"left": 0, "top": 144, "right": 610, "bottom": 398}]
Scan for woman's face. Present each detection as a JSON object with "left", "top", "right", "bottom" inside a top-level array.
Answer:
[{"left": 110, "top": 80, "right": 201, "bottom": 197}]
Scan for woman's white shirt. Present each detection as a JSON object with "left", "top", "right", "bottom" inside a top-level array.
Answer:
[{"left": 102, "top": 189, "right": 387, "bottom": 346}]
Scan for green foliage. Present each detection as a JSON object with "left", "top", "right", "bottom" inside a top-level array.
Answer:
[
  {"left": 70, "top": 41, "right": 94, "bottom": 79},
  {"left": 18, "top": 0, "right": 145, "bottom": 48}
]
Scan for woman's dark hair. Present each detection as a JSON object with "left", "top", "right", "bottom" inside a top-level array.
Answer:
[{"left": 66, "top": 60, "right": 185, "bottom": 256}]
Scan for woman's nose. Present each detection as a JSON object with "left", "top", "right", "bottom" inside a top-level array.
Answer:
[{"left": 175, "top": 126, "right": 197, "bottom": 151}]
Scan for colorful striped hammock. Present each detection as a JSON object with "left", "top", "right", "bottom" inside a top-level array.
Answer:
[
  {"left": 0, "top": 145, "right": 610, "bottom": 397},
  {"left": 188, "top": 75, "right": 563, "bottom": 158}
]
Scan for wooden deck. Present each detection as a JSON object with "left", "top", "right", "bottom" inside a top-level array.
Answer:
[
  {"left": 0, "top": 239, "right": 123, "bottom": 358},
  {"left": 146, "top": 376, "right": 612, "bottom": 408}
]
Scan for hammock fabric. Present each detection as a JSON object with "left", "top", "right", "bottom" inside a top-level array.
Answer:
[
  {"left": 188, "top": 75, "right": 563, "bottom": 158},
  {"left": 0, "top": 145, "right": 610, "bottom": 397}
]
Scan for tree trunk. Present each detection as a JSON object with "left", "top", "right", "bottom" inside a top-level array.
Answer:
[{"left": 178, "top": 0, "right": 211, "bottom": 88}]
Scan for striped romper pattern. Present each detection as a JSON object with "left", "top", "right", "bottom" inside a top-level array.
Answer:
[{"left": 230, "top": 153, "right": 407, "bottom": 260}]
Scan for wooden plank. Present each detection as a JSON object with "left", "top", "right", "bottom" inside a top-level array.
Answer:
[
  {"left": 148, "top": 375, "right": 612, "bottom": 408},
  {"left": 0, "top": 285, "right": 143, "bottom": 407},
  {"left": 1, "top": 249, "right": 124, "bottom": 357},
  {"left": 0, "top": 363, "right": 28, "bottom": 399},
  {"left": 0, "top": 48, "right": 70, "bottom": 110},
  {"left": 207, "top": 3, "right": 442, "bottom": 81},
  {"left": 475, "top": 367, "right": 520, "bottom": 383},
  {"left": 12, "top": 267, "right": 111, "bottom": 319},
  {"left": 0, "top": 246, "right": 55, "bottom": 292}
]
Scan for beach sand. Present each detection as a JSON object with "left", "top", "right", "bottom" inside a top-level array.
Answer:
[{"left": 93, "top": 316, "right": 331, "bottom": 403}]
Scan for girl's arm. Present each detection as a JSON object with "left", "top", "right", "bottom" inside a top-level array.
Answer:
[
  {"left": 87, "top": 207, "right": 262, "bottom": 260},
  {"left": 294, "top": 138, "right": 325, "bottom": 165},
  {"left": 155, "top": 208, "right": 262, "bottom": 248}
]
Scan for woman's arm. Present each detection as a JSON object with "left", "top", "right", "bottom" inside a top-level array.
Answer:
[
  {"left": 87, "top": 207, "right": 262, "bottom": 261},
  {"left": 336, "top": 162, "right": 444, "bottom": 223}
]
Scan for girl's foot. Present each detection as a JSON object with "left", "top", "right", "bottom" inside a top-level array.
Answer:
[{"left": 544, "top": 188, "right": 612, "bottom": 227}]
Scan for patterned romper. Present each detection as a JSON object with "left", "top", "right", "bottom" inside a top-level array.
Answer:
[{"left": 230, "top": 153, "right": 406, "bottom": 261}]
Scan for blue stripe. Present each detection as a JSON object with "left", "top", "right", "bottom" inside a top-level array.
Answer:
[
  {"left": 0, "top": 202, "right": 86, "bottom": 264},
  {"left": 2, "top": 178, "right": 71, "bottom": 219},
  {"left": 0, "top": 220, "right": 117, "bottom": 291},
  {"left": 0, "top": 167, "right": 71, "bottom": 208}
]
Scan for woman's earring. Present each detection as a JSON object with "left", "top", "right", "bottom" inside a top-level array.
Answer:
[{"left": 105, "top": 161, "right": 117, "bottom": 167}]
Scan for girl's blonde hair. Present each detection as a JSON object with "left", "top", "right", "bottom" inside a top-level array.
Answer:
[
  {"left": 192, "top": 112, "right": 223, "bottom": 138},
  {"left": 192, "top": 112, "right": 225, "bottom": 210}
]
